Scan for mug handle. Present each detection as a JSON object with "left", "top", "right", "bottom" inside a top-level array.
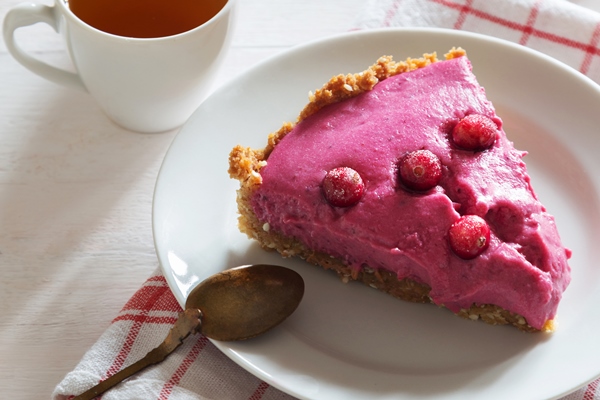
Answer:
[{"left": 3, "top": 2, "right": 86, "bottom": 91}]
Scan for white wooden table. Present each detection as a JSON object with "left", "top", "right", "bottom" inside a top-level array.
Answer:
[{"left": 0, "top": 1, "right": 361, "bottom": 398}]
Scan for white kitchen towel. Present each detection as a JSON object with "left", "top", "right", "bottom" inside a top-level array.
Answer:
[
  {"left": 355, "top": 0, "right": 600, "bottom": 84},
  {"left": 52, "top": 268, "right": 294, "bottom": 400}
]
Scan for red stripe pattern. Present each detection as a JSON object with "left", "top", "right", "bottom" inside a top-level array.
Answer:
[
  {"left": 357, "top": 0, "right": 600, "bottom": 84},
  {"left": 158, "top": 336, "right": 208, "bottom": 399},
  {"left": 53, "top": 269, "right": 295, "bottom": 399},
  {"left": 585, "top": 379, "right": 600, "bottom": 400}
]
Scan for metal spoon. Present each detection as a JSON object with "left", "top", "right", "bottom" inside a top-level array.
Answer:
[{"left": 73, "top": 264, "right": 304, "bottom": 400}]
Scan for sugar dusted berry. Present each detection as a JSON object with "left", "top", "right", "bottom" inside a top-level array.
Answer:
[
  {"left": 449, "top": 215, "right": 491, "bottom": 259},
  {"left": 452, "top": 114, "right": 498, "bottom": 151},
  {"left": 398, "top": 150, "right": 442, "bottom": 191},
  {"left": 322, "top": 167, "right": 365, "bottom": 207}
]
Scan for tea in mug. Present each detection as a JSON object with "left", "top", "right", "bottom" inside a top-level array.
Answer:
[{"left": 68, "top": 0, "right": 228, "bottom": 38}]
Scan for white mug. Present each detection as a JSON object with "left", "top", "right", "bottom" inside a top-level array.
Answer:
[{"left": 3, "top": 0, "right": 236, "bottom": 133}]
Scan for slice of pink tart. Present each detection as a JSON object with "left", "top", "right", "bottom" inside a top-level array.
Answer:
[{"left": 228, "top": 48, "right": 571, "bottom": 332}]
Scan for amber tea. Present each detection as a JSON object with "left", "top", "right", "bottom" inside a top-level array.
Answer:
[{"left": 68, "top": 0, "right": 228, "bottom": 38}]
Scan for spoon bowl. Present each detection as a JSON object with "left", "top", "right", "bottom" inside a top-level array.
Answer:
[{"left": 188, "top": 264, "right": 305, "bottom": 341}]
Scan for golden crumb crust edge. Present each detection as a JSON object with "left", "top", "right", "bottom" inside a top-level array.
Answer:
[{"left": 228, "top": 48, "right": 554, "bottom": 333}]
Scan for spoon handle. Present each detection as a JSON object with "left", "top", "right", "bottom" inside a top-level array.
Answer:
[{"left": 72, "top": 308, "right": 202, "bottom": 400}]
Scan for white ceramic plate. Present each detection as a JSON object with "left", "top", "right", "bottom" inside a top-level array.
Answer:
[{"left": 153, "top": 28, "right": 600, "bottom": 400}]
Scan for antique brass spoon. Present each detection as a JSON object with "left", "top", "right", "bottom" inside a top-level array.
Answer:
[{"left": 73, "top": 264, "right": 304, "bottom": 400}]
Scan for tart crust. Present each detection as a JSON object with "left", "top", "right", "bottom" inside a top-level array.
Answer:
[{"left": 228, "top": 48, "right": 554, "bottom": 333}]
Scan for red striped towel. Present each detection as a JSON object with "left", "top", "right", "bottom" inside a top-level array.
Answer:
[
  {"left": 52, "top": 268, "right": 294, "bottom": 400},
  {"left": 355, "top": 0, "right": 600, "bottom": 84}
]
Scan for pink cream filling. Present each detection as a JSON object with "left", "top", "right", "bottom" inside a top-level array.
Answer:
[{"left": 251, "top": 56, "right": 571, "bottom": 329}]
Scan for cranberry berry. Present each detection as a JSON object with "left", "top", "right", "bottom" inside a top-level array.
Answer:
[
  {"left": 448, "top": 215, "right": 491, "bottom": 259},
  {"left": 322, "top": 167, "right": 365, "bottom": 207},
  {"left": 398, "top": 150, "right": 442, "bottom": 191},
  {"left": 452, "top": 114, "right": 498, "bottom": 151}
]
